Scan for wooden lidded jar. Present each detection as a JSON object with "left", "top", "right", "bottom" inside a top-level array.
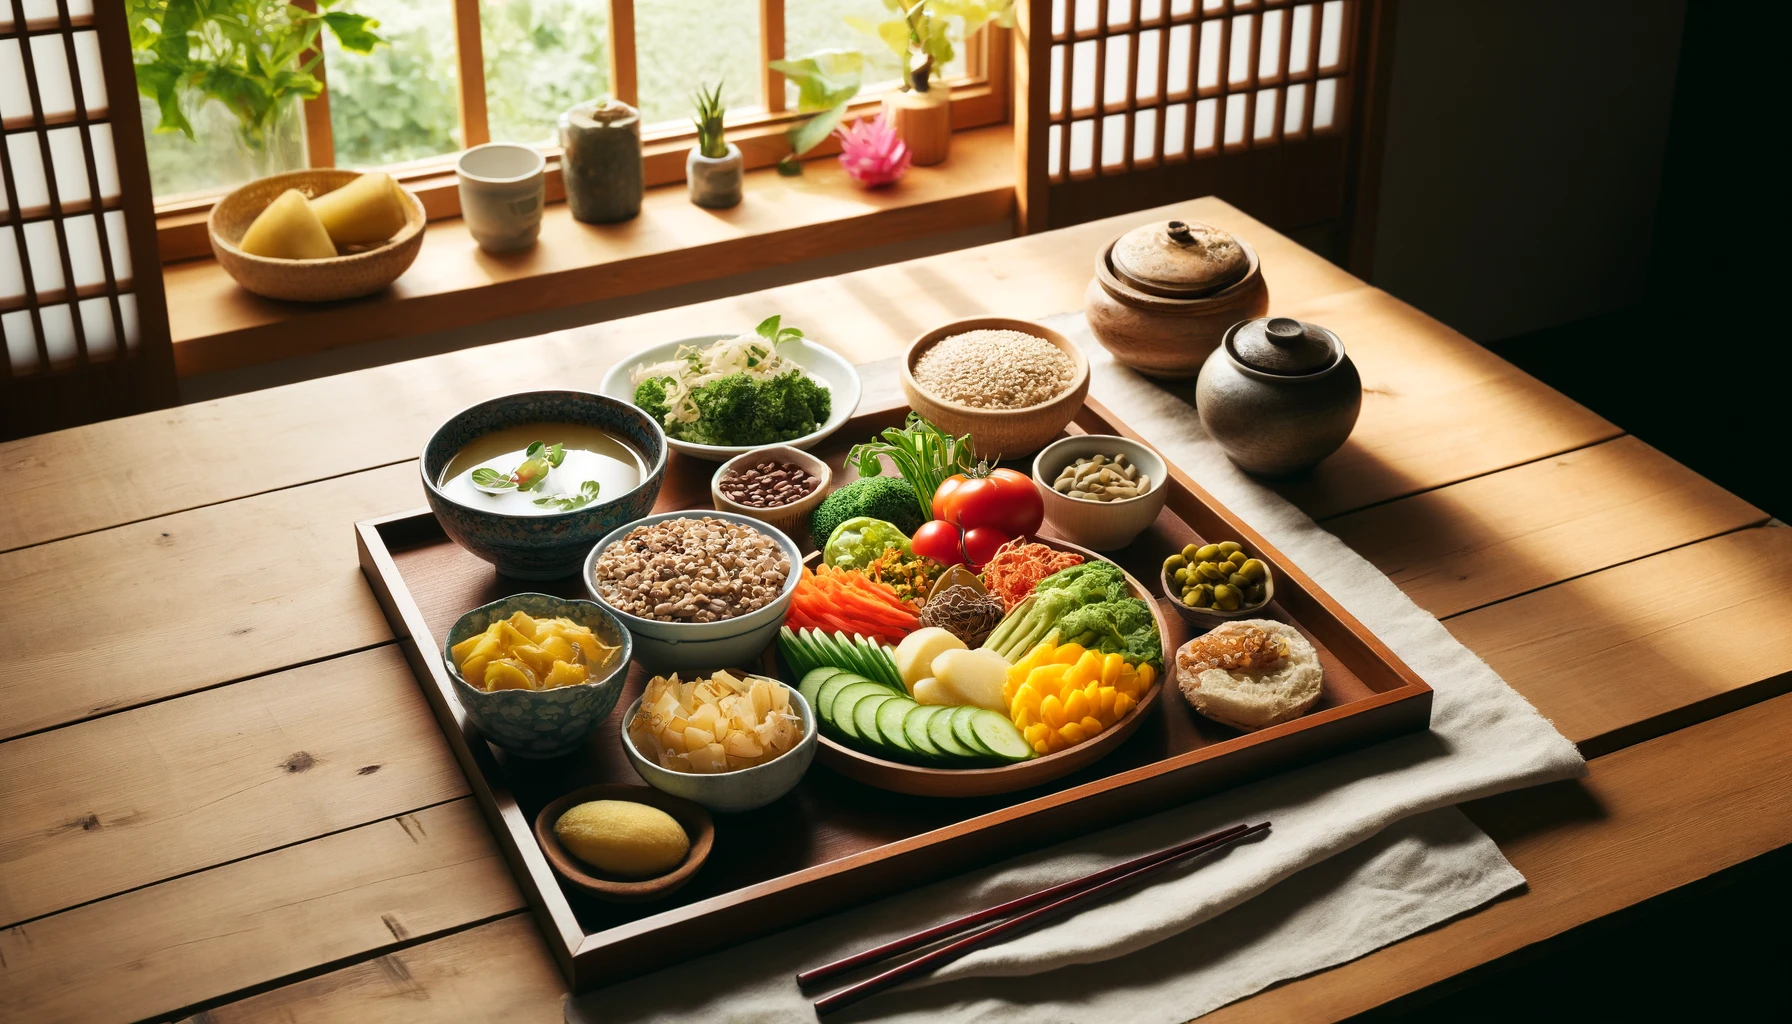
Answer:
[{"left": 1085, "top": 219, "right": 1270, "bottom": 379}]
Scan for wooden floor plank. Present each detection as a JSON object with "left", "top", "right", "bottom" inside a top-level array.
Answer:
[
  {"left": 173, "top": 689, "right": 1792, "bottom": 1024},
  {"left": 1201, "top": 689, "right": 1792, "bottom": 1024},
  {"left": 0, "top": 464, "right": 419, "bottom": 739},
  {"left": 184, "top": 913, "right": 565, "bottom": 1024},
  {"left": 1327, "top": 436, "right": 1767, "bottom": 618},
  {"left": 1446, "top": 523, "right": 1792, "bottom": 756},
  {"left": 0, "top": 199, "right": 1379, "bottom": 553},
  {"left": 0, "top": 800, "right": 516, "bottom": 1024},
  {"left": 0, "top": 645, "right": 467, "bottom": 926}
]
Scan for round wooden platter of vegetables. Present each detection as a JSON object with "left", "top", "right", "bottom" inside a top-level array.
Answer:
[{"left": 767, "top": 537, "right": 1170, "bottom": 799}]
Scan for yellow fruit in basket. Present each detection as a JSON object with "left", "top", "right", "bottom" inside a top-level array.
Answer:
[
  {"left": 554, "top": 800, "right": 689, "bottom": 877},
  {"left": 239, "top": 189, "right": 337, "bottom": 260},
  {"left": 310, "top": 172, "right": 409, "bottom": 246}
]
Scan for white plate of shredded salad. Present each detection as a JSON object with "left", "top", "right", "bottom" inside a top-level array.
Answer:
[{"left": 599, "top": 320, "right": 862, "bottom": 462}]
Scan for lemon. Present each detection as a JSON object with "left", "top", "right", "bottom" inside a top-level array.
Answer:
[{"left": 554, "top": 800, "right": 689, "bottom": 877}]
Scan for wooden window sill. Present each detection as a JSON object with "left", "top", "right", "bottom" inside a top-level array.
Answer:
[{"left": 163, "top": 125, "right": 1016, "bottom": 378}]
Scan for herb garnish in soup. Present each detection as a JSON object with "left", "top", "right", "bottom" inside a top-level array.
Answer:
[{"left": 440, "top": 423, "right": 646, "bottom": 515}]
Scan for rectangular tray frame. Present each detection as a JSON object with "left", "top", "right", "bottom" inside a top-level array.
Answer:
[{"left": 356, "top": 397, "right": 1432, "bottom": 991}]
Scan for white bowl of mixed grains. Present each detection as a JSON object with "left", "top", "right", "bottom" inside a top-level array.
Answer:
[
  {"left": 901, "top": 317, "right": 1091, "bottom": 460},
  {"left": 582, "top": 510, "right": 801, "bottom": 671}
]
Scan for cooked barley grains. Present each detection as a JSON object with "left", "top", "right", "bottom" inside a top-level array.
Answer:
[{"left": 912, "top": 329, "right": 1076, "bottom": 409}]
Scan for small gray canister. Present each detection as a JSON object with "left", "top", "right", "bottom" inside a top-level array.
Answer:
[{"left": 558, "top": 99, "right": 643, "bottom": 224}]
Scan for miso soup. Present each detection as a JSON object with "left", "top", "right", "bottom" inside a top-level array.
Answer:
[{"left": 439, "top": 422, "right": 647, "bottom": 515}]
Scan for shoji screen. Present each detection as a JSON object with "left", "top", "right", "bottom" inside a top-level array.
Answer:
[
  {"left": 1, "top": 0, "right": 174, "bottom": 439},
  {"left": 1016, "top": 0, "right": 1375, "bottom": 234}
]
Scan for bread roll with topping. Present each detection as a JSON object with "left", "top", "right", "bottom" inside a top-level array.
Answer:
[{"left": 1175, "top": 619, "right": 1322, "bottom": 731}]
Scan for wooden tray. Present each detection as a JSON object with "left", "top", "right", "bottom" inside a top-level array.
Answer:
[{"left": 356, "top": 397, "right": 1432, "bottom": 992}]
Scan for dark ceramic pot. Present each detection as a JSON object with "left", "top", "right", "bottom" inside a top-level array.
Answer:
[
  {"left": 1195, "top": 317, "right": 1361, "bottom": 476},
  {"left": 422, "top": 390, "right": 667, "bottom": 580}
]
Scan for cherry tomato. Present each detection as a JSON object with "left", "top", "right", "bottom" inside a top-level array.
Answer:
[
  {"left": 910, "top": 520, "right": 966, "bottom": 567},
  {"left": 933, "top": 467, "right": 1045, "bottom": 538},
  {"left": 962, "top": 526, "right": 1011, "bottom": 569}
]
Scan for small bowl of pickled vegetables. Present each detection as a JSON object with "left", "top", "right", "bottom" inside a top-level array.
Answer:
[
  {"left": 443, "top": 593, "right": 631, "bottom": 758},
  {"left": 621, "top": 669, "right": 818, "bottom": 813},
  {"left": 1161, "top": 539, "right": 1275, "bottom": 624}
]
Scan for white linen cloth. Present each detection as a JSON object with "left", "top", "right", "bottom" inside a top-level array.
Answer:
[{"left": 568, "top": 315, "right": 1585, "bottom": 1023}]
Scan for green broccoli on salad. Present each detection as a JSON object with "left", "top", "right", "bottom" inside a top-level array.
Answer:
[{"left": 631, "top": 316, "right": 832, "bottom": 447}]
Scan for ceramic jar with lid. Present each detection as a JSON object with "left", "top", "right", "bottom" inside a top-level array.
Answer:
[
  {"left": 559, "top": 99, "right": 644, "bottom": 224},
  {"left": 1085, "top": 218, "right": 1270, "bottom": 379},
  {"left": 1195, "top": 316, "right": 1361, "bottom": 476}
]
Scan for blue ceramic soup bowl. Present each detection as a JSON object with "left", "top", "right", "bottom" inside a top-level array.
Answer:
[
  {"left": 423, "top": 390, "right": 667, "bottom": 580},
  {"left": 443, "top": 592, "right": 632, "bottom": 759}
]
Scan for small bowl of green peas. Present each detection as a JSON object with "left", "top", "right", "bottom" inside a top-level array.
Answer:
[{"left": 1160, "top": 540, "right": 1275, "bottom": 625}]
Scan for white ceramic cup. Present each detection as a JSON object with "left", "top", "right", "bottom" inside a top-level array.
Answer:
[{"left": 456, "top": 143, "right": 546, "bottom": 253}]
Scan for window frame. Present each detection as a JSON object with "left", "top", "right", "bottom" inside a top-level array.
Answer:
[{"left": 151, "top": 1, "right": 1012, "bottom": 263}]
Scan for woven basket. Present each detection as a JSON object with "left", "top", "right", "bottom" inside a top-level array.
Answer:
[{"left": 208, "top": 170, "right": 426, "bottom": 303}]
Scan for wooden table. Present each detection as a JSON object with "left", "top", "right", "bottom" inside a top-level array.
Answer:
[{"left": 1, "top": 199, "right": 1786, "bottom": 1024}]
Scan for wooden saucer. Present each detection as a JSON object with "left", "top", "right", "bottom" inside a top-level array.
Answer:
[{"left": 534, "top": 784, "right": 715, "bottom": 903}]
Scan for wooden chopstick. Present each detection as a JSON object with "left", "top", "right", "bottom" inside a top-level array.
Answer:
[
  {"left": 798, "top": 822, "right": 1254, "bottom": 988},
  {"left": 810, "top": 821, "right": 1271, "bottom": 1015}
]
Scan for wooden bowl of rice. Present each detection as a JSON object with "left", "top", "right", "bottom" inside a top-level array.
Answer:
[{"left": 901, "top": 317, "right": 1090, "bottom": 461}]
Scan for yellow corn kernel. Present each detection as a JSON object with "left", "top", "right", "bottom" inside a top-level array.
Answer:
[
  {"left": 1137, "top": 662, "right": 1156, "bottom": 687},
  {"left": 1013, "top": 703, "right": 1036, "bottom": 729},
  {"left": 1113, "top": 691, "right": 1136, "bottom": 719},
  {"left": 1062, "top": 687, "right": 1090, "bottom": 723},
  {"left": 1083, "top": 679, "right": 1102, "bottom": 708},
  {"left": 1054, "top": 643, "right": 1086, "bottom": 664},
  {"left": 1024, "top": 721, "right": 1050, "bottom": 745},
  {"left": 1068, "top": 650, "right": 1103, "bottom": 685},
  {"left": 1040, "top": 694, "right": 1065, "bottom": 729},
  {"left": 1011, "top": 641, "right": 1056, "bottom": 679},
  {"left": 1059, "top": 721, "right": 1087, "bottom": 746},
  {"left": 1080, "top": 715, "right": 1105, "bottom": 737},
  {"left": 1096, "top": 652, "right": 1120, "bottom": 686},
  {"left": 1098, "top": 685, "right": 1117, "bottom": 717},
  {"left": 1027, "top": 663, "right": 1070, "bottom": 693},
  {"left": 1012, "top": 682, "right": 1038, "bottom": 711}
]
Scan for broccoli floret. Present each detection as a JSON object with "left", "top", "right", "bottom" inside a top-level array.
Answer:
[
  {"left": 633, "top": 377, "right": 673, "bottom": 425},
  {"left": 642, "top": 371, "right": 833, "bottom": 447},
  {"left": 810, "top": 476, "right": 925, "bottom": 542}
]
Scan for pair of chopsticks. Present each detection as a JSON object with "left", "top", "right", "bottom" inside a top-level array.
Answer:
[{"left": 798, "top": 820, "right": 1271, "bottom": 1015}]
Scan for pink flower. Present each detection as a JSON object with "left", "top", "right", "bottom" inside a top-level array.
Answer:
[{"left": 835, "top": 113, "right": 910, "bottom": 188}]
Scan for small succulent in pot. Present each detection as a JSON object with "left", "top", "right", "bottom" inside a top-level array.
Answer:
[
  {"left": 687, "top": 80, "right": 743, "bottom": 209},
  {"left": 836, "top": 113, "right": 910, "bottom": 188}
]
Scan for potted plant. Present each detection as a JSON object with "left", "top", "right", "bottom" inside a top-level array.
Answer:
[
  {"left": 128, "top": 0, "right": 384, "bottom": 181},
  {"left": 769, "top": 1, "right": 1011, "bottom": 172},
  {"left": 686, "top": 81, "right": 743, "bottom": 209}
]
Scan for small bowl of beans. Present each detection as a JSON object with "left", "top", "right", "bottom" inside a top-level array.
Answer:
[
  {"left": 583, "top": 510, "right": 803, "bottom": 672},
  {"left": 710, "top": 445, "right": 832, "bottom": 544},
  {"left": 1030, "top": 434, "right": 1170, "bottom": 552}
]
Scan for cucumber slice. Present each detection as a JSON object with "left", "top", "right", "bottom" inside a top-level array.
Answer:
[
  {"left": 929, "top": 706, "right": 980, "bottom": 761},
  {"left": 951, "top": 706, "right": 997, "bottom": 758},
  {"left": 902, "top": 705, "right": 947, "bottom": 761},
  {"left": 829, "top": 681, "right": 892, "bottom": 743},
  {"left": 852, "top": 692, "right": 902, "bottom": 750},
  {"left": 874, "top": 698, "right": 920, "bottom": 755},
  {"left": 970, "top": 710, "right": 1035, "bottom": 762},
  {"left": 813, "top": 673, "right": 865, "bottom": 736},
  {"left": 798, "top": 666, "right": 846, "bottom": 710}
]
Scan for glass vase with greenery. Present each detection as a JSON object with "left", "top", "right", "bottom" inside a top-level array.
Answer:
[
  {"left": 128, "top": 0, "right": 385, "bottom": 177},
  {"left": 770, "top": 0, "right": 1011, "bottom": 172}
]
